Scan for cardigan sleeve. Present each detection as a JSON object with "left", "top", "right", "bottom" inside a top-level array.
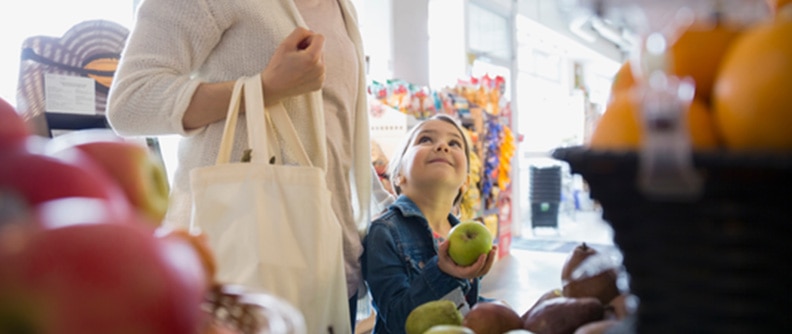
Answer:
[{"left": 107, "top": 0, "right": 226, "bottom": 136}]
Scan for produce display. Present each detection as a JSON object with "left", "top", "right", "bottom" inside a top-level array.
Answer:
[
  {"left": 403, "top": 242, "right": 633, "bottom": 334},
  {"left": 45, "top": 130, "right": 171, "bottom": 226},
  {"left": 561, "top": 0, "right": 792, "bottom": 333},
  {"left": 590, "top": 1, "right": 791, "bottom": 153},
  {"left": 0, "top": 97, "right": 303, "bottom": 333},
  {"left": 711, "top": 5, "right": 792, "bottom": 150}
]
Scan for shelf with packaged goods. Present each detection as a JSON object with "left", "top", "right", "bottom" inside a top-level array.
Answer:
[{"left": 368, "top": 76, "right": 516, "bottom": 259}]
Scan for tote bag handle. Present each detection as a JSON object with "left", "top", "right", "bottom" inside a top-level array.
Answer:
[{"left": 215, "top": 75, "right": 313, "bottom": 167}]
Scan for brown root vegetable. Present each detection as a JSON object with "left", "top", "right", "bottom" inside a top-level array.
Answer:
[{"left": 522, "top": 297, "right": 605, "bottom": 334}]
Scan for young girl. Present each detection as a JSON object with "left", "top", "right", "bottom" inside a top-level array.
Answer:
[{"left": 362, "top": 114, "right": 498, "bottom": 333}]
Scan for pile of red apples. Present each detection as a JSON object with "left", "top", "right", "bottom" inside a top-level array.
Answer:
[{"left": 0, "top": 96, "right": 214, "bottom": 333}]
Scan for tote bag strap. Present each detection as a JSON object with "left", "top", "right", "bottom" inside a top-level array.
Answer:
[
  {"left": 243, "top": 76, "right": 312, "bottom": 167},
  {"left": 216, "top": 79, "right": 245, "bottom": 165},
  {"left": 215, "top": 75, "right": 313, "bottom": 167}
]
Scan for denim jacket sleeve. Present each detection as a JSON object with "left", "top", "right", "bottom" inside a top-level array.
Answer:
[{"left": 362, "top": 215, "right": 469, "bottom": 333}]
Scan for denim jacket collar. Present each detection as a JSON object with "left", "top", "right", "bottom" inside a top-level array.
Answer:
[{"left": 390, "top": 195, "right": 461, "bottom": 229}]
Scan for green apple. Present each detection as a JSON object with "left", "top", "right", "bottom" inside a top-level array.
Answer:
[
  {"left": 424, "top": 324, "right": 475, "bottom": 333},
  {"left": 447, "top": 221, "right": 493, "bottom": 266}
]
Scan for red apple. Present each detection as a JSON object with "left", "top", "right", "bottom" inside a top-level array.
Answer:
[
  {"left": 46, "top": 130, "right": 170, "bottom": 226},
  {"left": 0, "top": 222, "right": 206, "bottom": 334},
  {"left": 0, "top": 188, "right": 34, "bottom": 227},
  {"left": 0, "top": 96, "right": 29, "bottom": 151},
  {"left": 33, "top": 196, "right": 137, "bottom": 229},
  {"left": 0, "top": 148, "right": 132, "bottom": 220},
  {"left": 463, "top": 301, "right": 524, "bottom": 334}
]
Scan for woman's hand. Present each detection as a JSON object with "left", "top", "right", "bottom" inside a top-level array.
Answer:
[
  {"left": 437, "top": 240, "right": 498, "bottom": 280},
  {"left": 260, "top": 27, "right": 325, "bottom": 106}
]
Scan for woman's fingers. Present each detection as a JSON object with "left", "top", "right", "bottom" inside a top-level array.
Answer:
[{"left": 261, "top": 28, "right": 326, "bottom": 105}]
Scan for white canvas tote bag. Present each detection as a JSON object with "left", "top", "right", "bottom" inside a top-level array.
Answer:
[{"left": 190, "top": 75, "right": 350, "bottom": 334}]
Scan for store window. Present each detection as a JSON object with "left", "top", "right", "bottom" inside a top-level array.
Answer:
[{"left": 467, "top": 2, "right": 512, "bottom": 62}]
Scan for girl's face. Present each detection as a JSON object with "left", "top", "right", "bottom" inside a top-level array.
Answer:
[{"left": 397, "top": 119, "right": 468, "bottom": 198}]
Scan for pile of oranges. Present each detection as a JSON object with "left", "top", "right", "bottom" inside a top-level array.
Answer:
[{"left": 590, "top": 1, "right": 792, "bottom": 153}]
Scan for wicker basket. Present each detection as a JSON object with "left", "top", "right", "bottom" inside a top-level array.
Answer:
[
  {"left": 552, "top": 146, "right": 792, "bottom": 333},
  {"left": 202, "top": 284, "right": 306, "bottom": 334}
]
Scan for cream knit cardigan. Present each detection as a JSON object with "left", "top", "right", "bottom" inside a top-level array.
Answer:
[{"left": 107, "top": 0, "right": 378, "bottom": 294}]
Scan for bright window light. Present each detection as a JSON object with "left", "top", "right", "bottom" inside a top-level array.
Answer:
[{"left": 0, "top": 1, "right": 135, "bottom": 106}]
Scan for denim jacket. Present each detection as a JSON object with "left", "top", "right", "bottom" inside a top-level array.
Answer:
[{"left": 362, "top": 195, "right": 481, "bottom": 334}]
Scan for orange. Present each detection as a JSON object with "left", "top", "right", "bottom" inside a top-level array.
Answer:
[
  {"left": 608, "top": 24, "right": 742, "bottom": 106},
  {"left": 767, "top": 0, "right": 792, "bottom": 15},
  {"left": 610, "top": 60, "right": 637, "bottom": 95},
  {"left": 712, "top": 14, "right": 792, "bottom": 151},
  {"left": 589, "top": 90, "right": 721, "bottom": 151},
  {"left": 160, "top": 228, "right": 217, "bottom": 286},
  {"left": 667, "top": 23, "right": 744, "bottom": 104}
]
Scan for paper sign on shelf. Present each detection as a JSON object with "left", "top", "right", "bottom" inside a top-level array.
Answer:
[{"left": 45, "top": 73, "right": 96, "bottom": 115}]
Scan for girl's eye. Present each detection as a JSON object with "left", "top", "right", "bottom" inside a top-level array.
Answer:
[
  {"left": 417, "top": 136, "right": 432, "bottom": 144},
  {"left": 449, "top": 140, "right": 462, "bottom": 147}
]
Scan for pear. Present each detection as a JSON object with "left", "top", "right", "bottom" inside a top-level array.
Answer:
[
  {"left": 522, "top": 297, "right": 605, "bottom": 334},
  {"left": 606, "top": 293, "right": 636, "bottom": 320},
  {"left": 463, "top": 301, "right": 523, "bottom": 334},
  {"left": 561, "top": 242, "right": 598, "bottom": 284},
  {"left": 405, "top": 300, "right": 464, "bottom": 334},
  {"left": 522, "top": 288, "right": 562, "bottom": 322},
  {"left": 573, "top": 319, "right": 620, "bottom": 334},
  {"left": 562, "top": 268, "right": 620, "bottom": 305}
]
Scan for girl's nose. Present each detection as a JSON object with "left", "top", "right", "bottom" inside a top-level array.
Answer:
[{"left": 436, "top": 143, "right": 449, "bottom": 152}]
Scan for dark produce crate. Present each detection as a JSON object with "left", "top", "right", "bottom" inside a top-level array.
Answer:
[{"left": 552, "top": 146, "right": 792, "bottom": 334}]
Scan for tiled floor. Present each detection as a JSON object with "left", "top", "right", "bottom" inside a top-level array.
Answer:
[{"left": 479, "top": 209, "right": 619, "bottom": 315}]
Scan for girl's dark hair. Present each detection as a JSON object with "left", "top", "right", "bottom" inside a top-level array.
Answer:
[{"left": 388, "top": 114, "right": 471, "bottom": 206}]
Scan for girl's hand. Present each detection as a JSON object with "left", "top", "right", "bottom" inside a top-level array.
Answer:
[
  {"left": 260, "top": 27, "right": 325, "bottom": 106},
  {"left": 437, "top": 240, "right": 498, "bottom": 280}
]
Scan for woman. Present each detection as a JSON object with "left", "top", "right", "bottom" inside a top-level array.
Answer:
[{"left": 107, "top": 0, "right": 393, "bottom": 330}]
